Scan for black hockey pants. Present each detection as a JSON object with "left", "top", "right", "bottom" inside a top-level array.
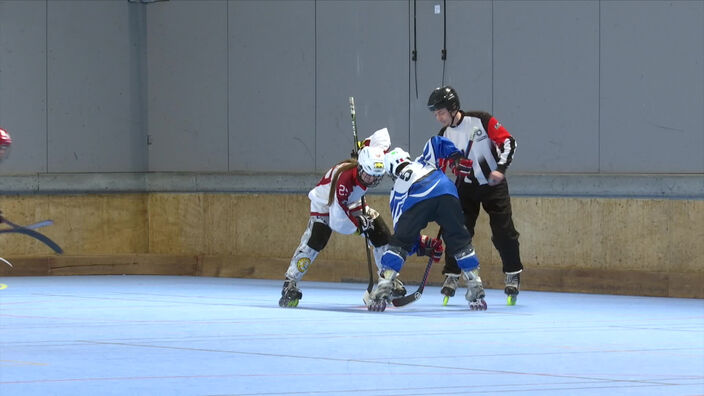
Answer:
[
  {"left": 443, "top": 179, "right": 523, "bottom": 275},
  {"left": 389, "top": 194, "right": 471, "bottom": 258}
]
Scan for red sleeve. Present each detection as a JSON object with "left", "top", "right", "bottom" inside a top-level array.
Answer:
[
  {"left": 335, "top": 169, "right": 355, "bottom": 221},
  {"left": 487, "top": 117, "right": 512, "bottom": 144},
  {"left": 336, "top": 168, "right": 367, "bottom": 226}
]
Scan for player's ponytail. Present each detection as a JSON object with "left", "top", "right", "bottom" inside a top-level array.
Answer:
[{"left": 327, "top": 159, "right": 358, "bottom": 206}]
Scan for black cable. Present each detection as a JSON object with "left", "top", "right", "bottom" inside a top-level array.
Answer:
[
  {"left": 412, "top": 0, "right": 418, "bottom": 99},
  {"left": 441, "top": 0, "right": 447, "bottom": 85}
]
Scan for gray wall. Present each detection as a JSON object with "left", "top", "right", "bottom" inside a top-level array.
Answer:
[
  {"left": 0, "top": 0, "right": 147, "bottom": 173},
  {"left": 0, "top": 0, "right": 702, "bottom": 194}
]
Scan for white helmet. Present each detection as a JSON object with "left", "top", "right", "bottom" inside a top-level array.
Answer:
[
  {"left": 384, "top": 147, "right": 411, "bottom": 177},
  {"left": 357, "top": 146, "right": 386, "bottom": 187}
]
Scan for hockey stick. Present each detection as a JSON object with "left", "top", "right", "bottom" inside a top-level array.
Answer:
[
  {"left": 0, "top": 257, "right": 12, "bottom": 267},
  {"left": 24, "top": 219, "right": 54, "bottom": 230},
  {"left": 349, "top": 97, "right": 375, "bottom": 294},
  {"left": 391, "top": 130, "right": 479, "bottom": 307},
  {"left": 0, "top": 216, "right": 63, "bottom": 254},
  {"left": 391, "top": 227, "right": 443, "bottom": 307}
]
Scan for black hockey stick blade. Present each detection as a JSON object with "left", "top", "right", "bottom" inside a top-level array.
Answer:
[
  {"left": 0, "top": 217, "right": 63, "bottom": 254},
  {"left": 0, "top": 228, "right": 63, "bottom": 254},
  {"left": 392, "top": 290, "right": 423, "bottom": 307}
]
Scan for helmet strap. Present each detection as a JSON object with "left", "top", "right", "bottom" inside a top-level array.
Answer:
[{"left": 450, "top": 109, "right": 461, "bottom": 127}]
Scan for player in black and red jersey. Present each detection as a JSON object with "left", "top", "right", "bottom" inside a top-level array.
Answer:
[{"left": 427, "top": 86, "right": 524, "bottom": 306}]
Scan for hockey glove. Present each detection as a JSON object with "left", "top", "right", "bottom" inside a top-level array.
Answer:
[
  {"left": 450, "top": 157, "right": 473, "bottom": 178},
  {"left": 437, "top": 157, "right": 450, "bottom": 172},
  {"left": 419, "top": 234, "right": 444, "bottom": 263},
  {"left": 350, "top": 205, "right": 379, "bottom": 220},
  {"left": 355, "top": 215, "right": 374, "bottom": 235}
]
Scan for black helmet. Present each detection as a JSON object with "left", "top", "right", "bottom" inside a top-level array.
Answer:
[{"left": 427, "top": 86, "right": 460, "bottom": 112}]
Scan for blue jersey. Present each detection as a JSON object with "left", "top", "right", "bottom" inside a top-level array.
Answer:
[
  {"left": 417, "top": 135, "right": 463, "bottom": 166},
  {"left": 388, "top": 136, "right": 463, "bottom": 228}
]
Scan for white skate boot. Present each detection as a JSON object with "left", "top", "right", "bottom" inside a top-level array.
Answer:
[
  {"left": 363, "top": 274, "right": 405, "bottom": 305},
  {"left": 278, "top": 278, "right": 303, "bottom": 308},
  {"left": 441, "top": 273, "right": 460, "bottom": 306},
  {"left": 505, "top": 270, "right": 521, "bottom": 306},
  {"left": 463, "top": 268, "right": 487, "bottom": 311},
  {"left": 391, "top": 277, "right": 406, "bottom": 297},
  {"left": 366, "top": 269, "right": 397, "bottom": 312}
]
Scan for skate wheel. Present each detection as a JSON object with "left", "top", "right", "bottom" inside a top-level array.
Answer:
[
  {"left": 367, "top": 300, "right": 386, "bottom": 312},
  {"left": 469, "top": 299, "right": 487, "bottom": 311},
  {"left": 507, "top": 295, "right": 517, "bottom": 306},
  {"left": 278, "top": 298, "right": 299, "bottom": 308},
  {"left": 442, "top": 295, "right": 449, "bottom": 306}
]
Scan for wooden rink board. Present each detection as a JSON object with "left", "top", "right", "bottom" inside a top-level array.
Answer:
[{"left": 0, "top": 193, "right": 702, "bottom": 298}]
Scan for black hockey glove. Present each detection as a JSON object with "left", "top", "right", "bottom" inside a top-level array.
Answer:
[{"left": 355, "top": 215, "right": 374, "bottom": 235}]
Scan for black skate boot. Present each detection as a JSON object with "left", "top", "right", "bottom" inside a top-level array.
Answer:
[
  {"left": 278, "top": 278, "right": 302, "bottom": 308},
  {"left": 505, "top": 270, "right": 521, "bottom": 306},
  {"left": 441, "top": 273, "right": 460, "bottom": 306}
]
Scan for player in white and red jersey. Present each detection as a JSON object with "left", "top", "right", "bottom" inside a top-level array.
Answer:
[
  {"left": 279, "top": 128, "right": 405, "bottom": 307},
  {"left": 428, "top": 86, "right": 524, "bottom": 306}
]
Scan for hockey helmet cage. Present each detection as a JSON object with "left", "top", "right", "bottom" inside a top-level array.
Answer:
[
  {"left": 427, "top": 86, "right": 460, "bottom": 113},
  {"left": 384, "top": 147, "right": 411, "bottom": 177},
  {"left": 357, "top": 146, "right": 386, "bottom": 187},
  {"left": 358, "top": 146, "right": 386, "bottom": 176}
]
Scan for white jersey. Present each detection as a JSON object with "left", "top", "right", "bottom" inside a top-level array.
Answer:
[
  {"left": 440, "top": 111, "right": 516, "bottom": 185},
  {"left": 308, "top": 163, "right": 367, "bottom": 235}
]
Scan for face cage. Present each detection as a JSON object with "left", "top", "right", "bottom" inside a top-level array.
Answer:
[{"left": 359, "top": 167, "right": 384, "bottom": 188}]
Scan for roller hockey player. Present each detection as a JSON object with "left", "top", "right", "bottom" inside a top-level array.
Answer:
[
  {"left": 427, "top": 86, "right": 524, "bottom": 306},
  {"left": 279, "top": 128, "right": 405, "bottom": 307},
  {"left": 366, "top": 137, "right": 487, "bottom": 312}
]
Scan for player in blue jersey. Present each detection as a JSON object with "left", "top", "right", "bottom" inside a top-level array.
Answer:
[{"left": 365, "top": 136, "right": 487, "bottom": 312}]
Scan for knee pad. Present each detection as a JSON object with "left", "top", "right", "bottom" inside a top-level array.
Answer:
[
  {"left": 454, "top": 244, "right": 479, "bottom": 271},
  {"left": 286, "top": 244, "right": 319, "bottom": 281},
  {"left": 307, "top": 221, "right": 332, "bottom": 251}
]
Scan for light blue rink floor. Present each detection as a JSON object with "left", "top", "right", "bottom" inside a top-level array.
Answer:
[{"left": 0, "top": 276, "right": 702, "bottom": 396}]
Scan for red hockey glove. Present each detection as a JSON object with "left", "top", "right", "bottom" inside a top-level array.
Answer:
[
  {"left": 437, "top": 157, "right": 450, "bottom": 172},
  {"left": 450, "top": 158, "right": 473, "bottom": 178},
  {"left": 419, "top": 234, "right": 444, "bottom": 263}
]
